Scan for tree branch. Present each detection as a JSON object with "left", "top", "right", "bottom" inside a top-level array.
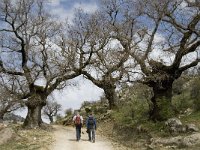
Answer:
[
  {"left": 82, "top": 71, "right": 103, "bottom": 87},
  {"left": 179, "top": 59, "right": 200, "bottom": 73}
]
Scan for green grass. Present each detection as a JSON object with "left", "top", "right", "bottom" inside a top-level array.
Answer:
[{"left": 181, "top": 111, "right": 200, "bottom": 127}]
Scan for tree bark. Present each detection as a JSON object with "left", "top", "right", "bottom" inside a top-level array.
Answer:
[
  {"left": 23, "top": 94, "right": 46, "bottom": 128},
  {"left": 49, "top": 115, "right": 53, "bottom": 123},
  {"left": 0, "top": 113, "right": 4, "bottom": 123},
  {"left": 103, "top": 85, "right": 117, "bottom": 110},
  {"left": 149, "top": 82, "right": 175, "bottom": 121}
]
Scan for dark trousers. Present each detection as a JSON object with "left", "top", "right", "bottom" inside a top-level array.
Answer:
[
  {"left": 88, "top": 128, "right": 95, "bottom": 142},
  {"left": 75, "top": 125, "right": 81, "bottom": 141}
]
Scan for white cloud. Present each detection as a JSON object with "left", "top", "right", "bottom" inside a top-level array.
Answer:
[
  {"left": 73, "top": 2, "right": 98, "bottom": 14},
  {"left": 48, "top": 0, "right": 61, "bottom": 6},
  {"left": 52, "top": 76, "right": 104, "bottom": 112},
  {"left": 154, "top": 33, "right": 166, "bottom": 44}
]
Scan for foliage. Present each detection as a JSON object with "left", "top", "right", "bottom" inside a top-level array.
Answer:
[
  {"left": 81, "top": 101, "right": 93, "bottom": 108},
  {"left": 172, "top": 76, "right": 190, "bottom": 95},
  {"left": 56, "top": 114, "right": 63, "bottom": 120},
  {"left": 172, "top": 91, "right": 192, "bottom": 112},
  {"left": 172, "top": 76, "right": 200, "bottom": 113},
  {"left": 190, "top": 77, "right": 200, "bottom": 111},
  {"left": 81, "top": 100, "right": 108, "bottom": 115},
  {"left": 156, "top": 97, "right": 174, "bottom": 120},
  {"left": 112, "top": 84, "right": 150, "bottom": 126},
  {"left": 64, "top": 108, "right": 73, "bottom": 116},
  {"left": 181, "top": 111, "right": 200, "bottom": 128}
]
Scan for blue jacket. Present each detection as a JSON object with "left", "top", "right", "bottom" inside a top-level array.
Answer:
[{"left": 86, "top": 115, "right": 96, "bottom": 129}]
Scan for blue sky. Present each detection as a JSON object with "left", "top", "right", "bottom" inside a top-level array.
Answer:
[{"left": 47, "top": 0, "right": 99, "bottom": 22}]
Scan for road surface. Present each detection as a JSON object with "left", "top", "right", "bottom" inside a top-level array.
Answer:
[{"left": 50, "top": 125, "right": 115, "bottom": 150}]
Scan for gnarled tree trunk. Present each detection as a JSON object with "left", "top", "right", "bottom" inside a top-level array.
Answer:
[
  {"left": 0, "top": 113, "right": 4, "bottom": 123},
  {"left": 48, "top": 115, "right": 53, "bottom": 124},
  {"left": 149, "top": 80, "right": 174, "bottom": 121},
  {"left": 23, "top": 94, "right": 46, "bottom": 128},
  {"left": 103, "top": 84, "right": 117, "bottom": 110}
]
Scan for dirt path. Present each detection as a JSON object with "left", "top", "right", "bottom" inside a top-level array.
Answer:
[{"left": 50, "top": 125, "right": 115, "bottom": 150}]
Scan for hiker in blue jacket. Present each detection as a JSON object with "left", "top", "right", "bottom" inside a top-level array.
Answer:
[{"left": 86, "top": 112, "right": 96, "bottom": 143}]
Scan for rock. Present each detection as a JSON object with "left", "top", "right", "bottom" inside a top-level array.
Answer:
[
  {"left": 182, "top": 133, "right": 200, "bottom": 146},
  {"left": 165, "top": 118, "right": 182, "bottom": 127},
  {"left": 165, "top": 118, "right": 184, "bottom": 133},
  {"left": 137, "top": 125, "right": 147, "bottom": 133},
  {"left": 0, "top": 123, "right": 5, "bottom": 131},
  {"left": 186, "top": 124, "right": 199, "bottom": 132},
  {"left": 0, "top": 127, "right": 16, "bottom": 145},
  {"left": 182, "top": 126, "right": 187, "bottom": 133},
  {"left": 149, "top": 133, "right": 200, "bottom": 148},
  {"left": 184, "top": 108, "right": 193, "bottom": 116}
]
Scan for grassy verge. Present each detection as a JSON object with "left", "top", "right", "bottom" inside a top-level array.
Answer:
[
  {"left": 0, "top": 124, "right": 53, "bottom": 150},
  {"left": 181, "top": 111, "right": 200, "bottom": 128}
]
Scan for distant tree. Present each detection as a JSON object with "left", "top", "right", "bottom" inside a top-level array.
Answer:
[
  {"left": 0, "top": 84, "right": 22, "bottom": 122},
  {"left": 64, "top": 108, "right": 73, "bottom": 116},
  {"left": 43, "top": 96, "right": 61, "bottom": 123},
  {"left": 55, "top": 114, "right": 63, "bottom": 122}
]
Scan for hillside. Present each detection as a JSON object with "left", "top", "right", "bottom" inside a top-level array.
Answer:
[
  {"left": 3, "top": 113, "right": 25, "bottom": 123},
  {"left": 57, "top": 75, "right": 200, "bottom": 149}
]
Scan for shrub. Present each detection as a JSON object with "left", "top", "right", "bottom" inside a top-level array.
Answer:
[
  {"left": 172, "top": 92, "right": 192, "bottom": 113},
  {"left": 65, "top": 108, "right": 73, "bottom": 116},
  {"left": 190, "top": 77, "right": 200, "bottom": 111},
  {"left": 112, "top": 97, "right": 149, "bottom": 126}
]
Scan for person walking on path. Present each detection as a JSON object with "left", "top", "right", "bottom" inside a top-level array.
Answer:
[
  {"left": 86, "top": 112, "right": 97, "bottom": 143},
  {"left": 73, "top": 112, "right": 83, "bottom": 141}
]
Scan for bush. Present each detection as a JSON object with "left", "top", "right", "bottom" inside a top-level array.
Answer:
[
  {"left": 190, "top": 77, "right": 200, "bottom": 111},
  {"left": 172, "top": 92, "right": 192, "bottom": 113},
  {"left": 112, "top": 97, "right": 149, "bottom": 126},
  {"left": 65, "top": 108, "right": 73, "bottom": 116}
]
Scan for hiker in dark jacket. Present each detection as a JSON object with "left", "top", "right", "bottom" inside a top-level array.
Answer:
[
  {"left": 86, "top": 112, "right": 96, "bottom": 143},
  {"left": 73, "top": 112, "right": 83, "bottom": 141}
]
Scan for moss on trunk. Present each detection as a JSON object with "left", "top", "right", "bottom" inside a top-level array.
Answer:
[{"left": 149, "top": 81, "right": 175, "bottom": 121}]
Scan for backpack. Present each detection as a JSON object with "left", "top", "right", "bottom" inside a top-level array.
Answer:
[
  {"left": 88, "top": 116, "right": 94, "bottom": 126},
  {"left": 75, "top": 116, "right": 81, "bottom": 125}
]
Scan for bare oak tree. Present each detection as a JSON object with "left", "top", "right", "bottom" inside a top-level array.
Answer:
[
  {"left": 102, "top": 0, "right": 200, "bottom": 120},
  {"left": 43, "top": 96, "right": 61, "bottom": 123},
  {"left": 0, "top": 0, "right": 93, "bottom": 128},
  {"left": 76, "top": 4, "right": 136, "bottom": 109}
]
